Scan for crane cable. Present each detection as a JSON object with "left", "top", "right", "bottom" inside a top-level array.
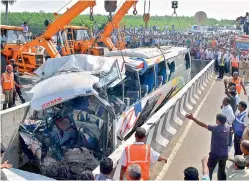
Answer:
[
  {"left": 143, "top": 0, "right": 151, "bottom": 27},
  {"left": 56, "top": 0, "right": 73, "bottom": 14}
]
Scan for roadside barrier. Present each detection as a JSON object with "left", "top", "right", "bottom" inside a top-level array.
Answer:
[
  {"left": 93, "top": 59, "right": 215, "bottom": 178},
  {"left": 0, "top": 102, "right": 31, "bottom": 168},
  {"left": 0, "top": 60, "right": 215, "bottom": 176}
]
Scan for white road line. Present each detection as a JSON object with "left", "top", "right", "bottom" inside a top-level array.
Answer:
[{"left": 155, "top": 79, "right": 217, "bottom": 180}]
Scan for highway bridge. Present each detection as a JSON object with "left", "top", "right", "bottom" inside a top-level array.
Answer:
[{"left": 1, "top": 59, "right": 245, "bottom": 180}]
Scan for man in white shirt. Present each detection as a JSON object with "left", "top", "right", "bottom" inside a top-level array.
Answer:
[{"left": 221, "top": 97, "right": 235, "bottom": 146}]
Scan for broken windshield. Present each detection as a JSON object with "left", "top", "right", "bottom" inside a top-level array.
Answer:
[{"left": 20, "top": 95, "right": 112, "bottom": 179}]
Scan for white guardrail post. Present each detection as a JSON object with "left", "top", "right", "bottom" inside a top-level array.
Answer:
[{"left": 94, "top": 60, "right": 216, "bottom": 178}]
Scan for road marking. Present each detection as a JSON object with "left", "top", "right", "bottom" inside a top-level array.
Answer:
[{"left": 155, "top": 79, "right": 216, "bottom": 180}]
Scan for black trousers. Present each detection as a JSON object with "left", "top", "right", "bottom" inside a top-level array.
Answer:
[
  {"left": 232, "top": 67, "right": 239, "bottom": 75},
  {"left": 218, "top": 66, "right": 225, "bottom": 79},
  {"left": 208, "top": 152, "right": 227, "bottom": 180},
  {"left": 234, "top": 133, "right": 243, "bottom": 156},
  {"left": 13, "top": 87, "right": 25, "bottom": 105}
]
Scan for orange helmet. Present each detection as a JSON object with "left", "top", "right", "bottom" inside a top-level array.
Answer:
[{"left": 6, "top": 65, "right": 13, "bottom": 72}]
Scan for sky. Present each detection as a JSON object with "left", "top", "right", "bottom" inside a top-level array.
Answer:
[{"left": 1, "top": 0, "right": 248, "bottom": 20}]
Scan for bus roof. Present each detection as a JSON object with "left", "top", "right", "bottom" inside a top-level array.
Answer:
[
  {"left": 0, "top": 25, "right": 24, "bottom": 31},
  {"left": 107, "top": 46, "right": 188, "bottom": 70}
]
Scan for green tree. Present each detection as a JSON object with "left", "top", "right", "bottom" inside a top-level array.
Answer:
[{"left": 1, "top": 0, "right": 16, "bottom": 23}]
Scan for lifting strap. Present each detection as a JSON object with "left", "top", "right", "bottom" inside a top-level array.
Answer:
[{"left": 143, "top": 0, "right": 150, "bottom": 27}]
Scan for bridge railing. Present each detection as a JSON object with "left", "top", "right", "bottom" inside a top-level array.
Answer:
[{"left": 93, "top": 59, "right": 215, "bottom": 178}]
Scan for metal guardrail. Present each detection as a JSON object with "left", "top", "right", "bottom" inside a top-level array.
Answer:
[{"left": 93, "top": 59, "right": 215, "bottom": 178}]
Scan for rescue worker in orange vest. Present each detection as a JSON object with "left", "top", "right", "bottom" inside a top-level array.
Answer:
[
  {"left": 231, "top": 54, "right": 239, "bottom": 75},
  {"left": 119, "top": 127, "right": 167, "bottom": 180},
  {"left": 1, "top": 65, "right": 14, "bottom": 110},
  {"left": 229, "top": 71, "right": 247, "bottom": 96}
]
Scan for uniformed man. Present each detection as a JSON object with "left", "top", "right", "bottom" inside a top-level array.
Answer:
[
  {"left": 1, "top": 65, "right": 14, "bottom": 110},
  {"left": 239, "top": 56, "right": 246, "bottom": 78},
  {"left": 217, "top": 51, "right": 225, "bottom": 79},
  {"left": 244, "top": 58, "right": 249, "bottom": 83},
  {"left": 119, "top": 127, "right": 167, "bottom": 180}
]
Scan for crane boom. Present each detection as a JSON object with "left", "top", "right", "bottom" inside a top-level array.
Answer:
[
  {"left": 44, "top": 0, "right": 96, "bottom": 39},
  {"left": 23, "top": 0, "right": 96, "bottom": 59},
  {"left": 84, "top": 0, "right": 137, "bottom": 52},
  {"left": 99, "top": 0, "right": 138, "bottom": 50}
]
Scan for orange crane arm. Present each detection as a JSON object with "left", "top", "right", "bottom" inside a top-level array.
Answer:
[
  {"left": 44, "top": 0, "right": 96, "bottom": 39},
  {"left": 101, "top": 0, "right": 137, "bottom": 37},
  {"left": 21, "top": 0, "right": 96, "bottom": 59},
  {"left": 98, "top": 0, "right": 138, "bottom": 50},
  {"left": 85, "top": 0, "right": 137, "bottom": 51}
]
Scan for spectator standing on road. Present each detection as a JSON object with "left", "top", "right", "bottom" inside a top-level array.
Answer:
[
  {"left": 95, "top": 157, "right": 113, "bottom": 181},
  {"left": 225, "top": 81, "right": 239, "bottom": 112},
  {"left": 185, "top": 113, "right": 229, "bottom": 180},
  {"left": 234, "top": 101, "right": 249, "bottom": 156},
  {"left": 119, "top": 127, "right": 167, "bottom": 180},
  {"left": 221, "top": 97, "right": 235, "bottom": 146},
  {"left": 244, "top": 58, "right": 249, "bottom": 83},
  {"left": 239, "top": 57, "right": 246, "bottom": 78},
  {"left": 1, "top": 65, "right": 14, "bottom": 110},
  {"left": 227, "top": 155, "right": 249, "bottom": 180},
  {"left": 229, "top": 72, "right": 247, "bottom": 96},
  {"left": 12, "top": 64, "right": 25, "bottom": 105},
  {"left": 217, "top": 51, "right": 225, "bottom": 79}
]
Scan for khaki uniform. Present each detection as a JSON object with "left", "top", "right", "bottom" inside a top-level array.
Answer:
[
  {"left": 245, "top": 60, "right": 249, "bottom": 82},
  {"left": 239, "top": 60, "right": 246, "bottom": 77}
]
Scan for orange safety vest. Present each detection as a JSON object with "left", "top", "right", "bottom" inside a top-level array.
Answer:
[
  {"left": 1, "top": 72, "right": 14, "bottom": 90},
  {"left": 231, "top": 59, "right": 239, "bottom": 68},
  {"left": 231, "top": 77, "right": 242, "bottom": 94},
  {"left": 125, "top": 144, "right": 151, "bottom": 180}
]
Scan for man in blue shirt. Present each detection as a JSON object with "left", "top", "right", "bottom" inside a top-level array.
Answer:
[
  {"left": 234, "top": 101, "right": 248, "bottom": 156},
  {"left": 186, "top": 113, "right": 229, "bottom": 180}
]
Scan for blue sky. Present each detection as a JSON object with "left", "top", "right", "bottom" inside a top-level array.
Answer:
[{"left": 1, "top": 0, "right": 248, "bottom": 20}]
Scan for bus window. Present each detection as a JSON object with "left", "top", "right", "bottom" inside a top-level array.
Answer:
[
  {"left": 139, "top": 67, "right": 155, "bottom": 95},
  {"left": 156, "top": 61, "right": 167, "bottom": 86},
  {"left": 124, "top": 70, "right": 140, "bottom": 106},
  {"left": 107, "top": 83, "right": 126, "bottom": 116},
  {"left": 167, "top": 61, "right": 175, "bottom": 81},
  {"left": 185, "top": 52, "right": 191, "bottom": 69}
]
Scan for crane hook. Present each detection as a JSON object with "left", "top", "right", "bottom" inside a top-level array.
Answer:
[
  {"left": 89, "top": 6, "right": 94, "bottom": 21},
  {"left": 133, "top": 3, "right": 138, "bottom": 15}
]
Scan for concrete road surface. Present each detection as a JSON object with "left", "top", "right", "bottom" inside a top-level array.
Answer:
[{"left": 151, "top": 77, "right": 249, "bottom": 180}]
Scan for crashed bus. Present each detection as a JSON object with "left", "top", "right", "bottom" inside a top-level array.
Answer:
[{"left": 19, "top": 46, "right": 191, "bottom": 179}]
